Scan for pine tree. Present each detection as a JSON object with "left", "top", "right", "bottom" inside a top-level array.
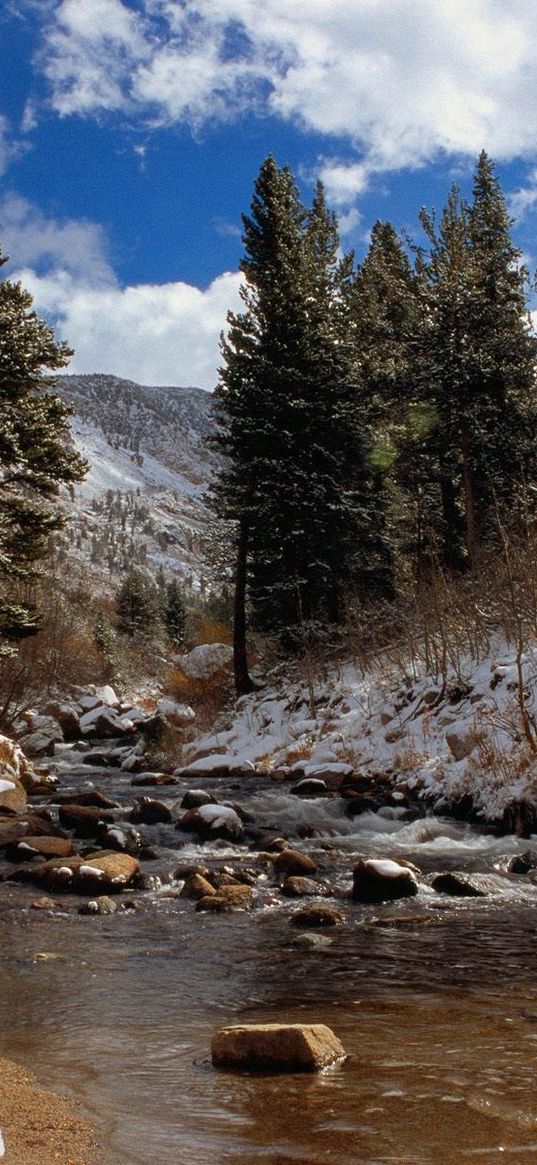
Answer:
[
  {"left": 116, "top": 567, "right": 159, "bottom": 638},
  {"left": 163, "top": 579, "right": 187, "bottom": 646},
  {"left": 213, "top": 158, "right": 379, "bottom": 687},
  {"left": 349, "top": 221, "right": 421, "bottom": 579},
  {"left": 0, "top": 248, "right": 87, "bottom": 646},
  {"left": 415, "top": 156, "right": 537, "bottom": 569}
]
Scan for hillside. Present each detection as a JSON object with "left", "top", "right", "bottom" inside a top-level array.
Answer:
[{"left": 54, "top": 374, "right": 221, "bottom": 591}]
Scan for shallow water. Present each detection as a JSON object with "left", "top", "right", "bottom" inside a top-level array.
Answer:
[{"left": 2, "top": 748, "right": 537, "bottom": 1164}]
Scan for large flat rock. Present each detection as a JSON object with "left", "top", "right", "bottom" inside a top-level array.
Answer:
[{"left": 211, "top": 1023, "right": 346, "bottom": 1072}]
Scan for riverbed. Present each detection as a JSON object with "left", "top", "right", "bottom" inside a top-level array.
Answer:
[{"left": 2, "top": 745, "right": 537, "bottom": 1164}]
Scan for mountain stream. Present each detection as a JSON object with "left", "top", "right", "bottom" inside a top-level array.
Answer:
[{"left": 2, "top": 744, "right": 537, "bottom": 1164}]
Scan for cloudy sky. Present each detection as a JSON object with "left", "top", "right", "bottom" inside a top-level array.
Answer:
[{"left": 3, "top": 0, "right": 537, "bottom": 389}]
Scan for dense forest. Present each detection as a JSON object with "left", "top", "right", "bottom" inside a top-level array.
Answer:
[{"left": 212, "top": 152, "right": 537, "bottom": 691}]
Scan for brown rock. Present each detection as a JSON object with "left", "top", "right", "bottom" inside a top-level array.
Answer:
[
  {"left": 30, "top": 897, "right": 57, "bottom": 910},
  {"left": 11, "top": 851, "right": 139, "bottom": 894},
  {"left": 290, "top": 903, "right": 346, "bottom": 927},
  {"left": 130, "top": 797, "right": 173, "bottom": 825},
  {"left": 0, "top": 777, "right": 27, "bottom": 814},
  {"left": 272, "top": 849, "right": 317, "bottom": 877},
  {"left": 445, "top": 728, "right": 479, "bottom": 761},
  {"left": 58, "top": 804, "right": 114, "bottom": 837},
  {"left": 431, "top": 872, "right": 491, "bottom": 897},
  {"left": 5, "top": 836, "right": 75, "bottom": 862},
  {"left": 78, "top": 895, "right": 118, "bottom": 915},
  {"left": 196, "top": 884, "right": 253, "bottom": 912},
  {"left": 55, "top": 790, "right": 119, "bottom": 809},
  {"left": 211, "top": 1023, "right": 346, "bottom": 1071},
  {"left": 180, "top": 873, "right": 216, "bottom": 899},
  {"left": 281, "top": 876, "right": 327, "bottom": 897}
]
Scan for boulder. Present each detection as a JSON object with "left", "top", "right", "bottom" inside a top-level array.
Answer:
[
  {"left": 352, "top": 858, "right": 419, "bottom": 903},
  {"left": 0, "top": 734, "right": 33, "bottom": 784},
  {"left": 17, "top": 720, "right": 62, "bottom": 757},
  {"left": 508, "top": 851, "right": 537, "bottom": 874},
  {"left": 79, "top": 896, "right": 118, "bottom": 915},
  {"left": 5, "top": 836, "right": 75, "bottom": 862},
  {"left": 180, "top": 789, "right": 216, "bottom": 810},
  {"left": 431, "top": 872, "right": 491, "bottom": 897},
  {"left": 211, "top": 1023, "right": 345, "bottom": 1072},
  {"left": 80, "top": 707, "right": 133, "bottom": 738},
  {"left": 78, "top": 694, "right": 101, "bottom": 712},
  {"left": 178, "top": 643, "right": 233, "bottom": 679},
  {"left": 174, "top": 756, "right": 255, "bottom": 779},
  {"left": 196, "top": 884, "right": 253, "bottom": 911},
  {"left": 290, "top": 903, "right": 346, "bottom": 927},
  {"left": 445, "top": 728, "right": 479, "bottom": 762},
  {"left": 55, "top": 790, "right": 119, "bottom": 809},
  {"left": 281, "top": 876, "right": 327, "bottom": 897},
  {"left": 9, "top": 852, "right": 140, "bottom": 893},
  {"left": 272, "top": 849, "right": 317, "bottom": 877},
  {"left": 156, "top": 699, "right": 196, "bottom": 726},
  {"left": 96, "top": 823, "right": 145, "bottom": 854},
  {"left": 0, "top": 818, "right": 28, "bottom": 847},
  {"left": 95, "top": 685, "right": 120, "bottom": 707},
  {"left": 129, "top": 797, "right": 173, "bottom": 825},
  {"left": 58, "top": 804, "right": 114, "bottom": 838},
  {"left": 290, "top": 779, "right": 328, "bottom": 797},
  {"left": 178, "top": 803, "right": 244, "bottom": 842},
  {"left": 180, "top": 873, "right": 217, "bottom": 900},
  {"left": 43, "top": 702, "right": 81, "bottom": 740},
  {"left": 0, "top": 777, "right": 27, "bottom": 814}
]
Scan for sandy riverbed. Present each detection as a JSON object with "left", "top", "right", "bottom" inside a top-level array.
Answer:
[{"left": 0, "top": 1056, "right": 101, "bottom": 1165}]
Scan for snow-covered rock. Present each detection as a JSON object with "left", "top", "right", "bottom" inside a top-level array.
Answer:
[
  {"left": 178, "top": 643, "right": 233, "bottom": 679},
  {"left": 179, "top": 802, "right": 244, "bottom": 841},
  {"left": 157, "top": 698, "right": 196, "bottom": 725},
  {"left": 352, "top": 858, "right": 419, "bottom": 903}
]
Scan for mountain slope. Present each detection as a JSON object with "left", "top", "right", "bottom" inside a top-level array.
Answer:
[{"left": 54, "top": 374, "right": 222, "bottom": 590}]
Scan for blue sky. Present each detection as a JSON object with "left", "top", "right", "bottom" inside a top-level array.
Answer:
[{"left": 3, "top": 0, "right": 537, "bottom": 389}]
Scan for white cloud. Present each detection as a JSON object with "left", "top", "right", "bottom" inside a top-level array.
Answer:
[
  {"left": 509, "top": 167, "right": 537, "bottom": 220},
  {"left": 17, "top": 268, "right": 242, "bottom": 389},
  {"left": 0, "top": 113, "right": 27, "bottom": 176},
  {"left": 1, "top": 195, "right": 241, "bottom": 389},
  {"left": 39, "top": 0, "right": 537, "bottom": 194},
  {"left": 0, "top": 194, "right": 114, "bottom": 283}
]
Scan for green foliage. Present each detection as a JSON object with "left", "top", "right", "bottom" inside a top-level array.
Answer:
[
  {"left": 213, "top": 157, "right": 388, "bottom": 649},
  {"left": 0, "top": 248, "right": 87, "bottom": 645},
  {"left": 116, "top": 567, "right": 160, "bottom": 639},
  {"left": 163, "top": 579, "right": 187, "bottom": 646}
]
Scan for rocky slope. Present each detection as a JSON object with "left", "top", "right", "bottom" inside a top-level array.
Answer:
[{"left": 54, "top": 373, "right": 220, "bottom": 590}]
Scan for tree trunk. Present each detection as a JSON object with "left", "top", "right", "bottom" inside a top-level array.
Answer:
[
  {"left": 460, "top": 416, "right": 478, "bottom": 570},
  {"left": 439, "top": 461, "right": 466, "bottom": 572},
  {"left": 233, "top": 518, "right": 255, "bottom": 696}
]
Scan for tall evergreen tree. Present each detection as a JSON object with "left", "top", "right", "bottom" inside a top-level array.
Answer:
[
  {"left": 163, "top": 579, "right": 187, "bottom": 646},
  {"left": 350, "top": 221, "right": 423, "bottom": 577},
  {"left": 213, "top": 158, "right": 381, "bottom": 689},
  {"left": 0, "top": 248, "right": 87, "bottom": 647},
  {"left": 116, "top": 567, "right": 159, "bottom": 638},
  {"left": 415, "top": 156, "right": 537, "bottom": 569}
]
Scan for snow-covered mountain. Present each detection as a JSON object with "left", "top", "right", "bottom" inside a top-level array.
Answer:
[{"left": 55, "top": 374, "right": 222, "bottom": 590}]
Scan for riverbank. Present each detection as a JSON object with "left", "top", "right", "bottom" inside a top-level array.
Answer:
[{"left": 0, "top": 1055, "right": 101, "bottom": 1165}]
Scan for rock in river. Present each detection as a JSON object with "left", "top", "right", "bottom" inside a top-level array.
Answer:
[
  {"left": 178, "top": 803, "right": 244, "bottom": 842},
  {"left": 352, "top": 858, "right": 419, "bottom": 903},
  {"left": 211, "top": 1023, "right": 346, "bottom": 1072},
  {"left": 290, "top": 903, "right": 346, "bottom": 928},
  {"left": 272, "top": 849, "right": 317, "bottom": 877}
]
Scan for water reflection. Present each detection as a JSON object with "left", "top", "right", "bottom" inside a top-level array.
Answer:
[{"left": 2, "top": 751, "right": 537, "bottom": 1162}]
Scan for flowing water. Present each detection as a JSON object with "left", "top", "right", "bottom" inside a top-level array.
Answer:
[{"left": 2, "top": 746, "right": 537, "bottom": 1164}]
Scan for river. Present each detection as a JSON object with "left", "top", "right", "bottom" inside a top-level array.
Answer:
[{"left": 1, "top": 744, "right": 537, "bottom": 1164}]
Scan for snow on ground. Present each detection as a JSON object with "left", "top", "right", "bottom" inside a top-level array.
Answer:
[
  {"left": 71, "top": 416, "right": 206, "bottom": 500},
  {"left": 181, "top": 635, "right": 537, "bottom": 822}
]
